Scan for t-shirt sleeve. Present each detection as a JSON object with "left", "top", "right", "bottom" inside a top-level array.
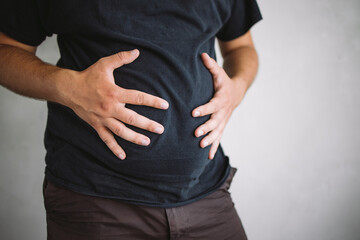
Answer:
[
  {"left": 0, "top": 0, "right": 51, "bottom": 46},
  {"left": 216, "top": 0, "right": 263, "bottom": 41}
]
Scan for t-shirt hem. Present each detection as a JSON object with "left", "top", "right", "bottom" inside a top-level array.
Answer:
[{"left": 44, "top": 159, "right": 232, "bottom": 208}]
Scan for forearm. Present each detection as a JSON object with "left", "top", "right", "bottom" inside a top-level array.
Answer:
[
  {"left": 0, "top": 44, "right": 74, "bottom": 105},
  {"left": 222, "top": 46, "right": 259, "bottom": 93}
]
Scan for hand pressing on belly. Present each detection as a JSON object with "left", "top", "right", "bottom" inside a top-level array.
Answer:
[
  {"left": 59, "top": 49, "right": 169, "bottom": 160},
  {"left": 192, "top": 53, "right": 247, "bottom": 160}
]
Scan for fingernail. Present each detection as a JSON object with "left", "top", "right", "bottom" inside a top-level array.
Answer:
[
  {"left": 194, "top": 110, "right": 200, "bottom": 117},
  {"left": 142, "top": 139, "right": 150, "bottom": 145},
  {"left": 131, "top": 49, "right": 139, "bottom": 55},
  {"left": 161, "top": 102, "right": 169, "bottom": 109},
  {"left": 155, "top": 127, "right": 163, "bottom": 134},
  {"left": 203, "top": 141, "right": 208, "bottom": 147},
  {"left": 198, "top": 130, "right": 204, "bottom": 137},
  {"left": 119, "top": 153, "right": 125, "bottom": 160}
]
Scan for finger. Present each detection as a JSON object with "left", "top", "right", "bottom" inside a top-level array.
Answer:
[
  {"left": 102, "top": 49, "right": 140, "bottom": 70},
  {"left": 119, "top": 89, "right": 169, "bottom": 110},
  {"left": 194, "top": 112, "right": 222, "bottom": 137},
  {"left": 209, "top": 138, "right": 221, "bottom": 160},
  {"left": 104, "top": 118, "right": 151, "bottom": 146},
  {"left": 96, "top": 126, "right": 127, "bottom": 160},
  {"left": 115, "top": 106, "right": 165, "bottom": 134},
  {"left": 200, "top": 126, "right": 222, "bottom": 148},
  {"left": 201, "top": 52, "right": 220, "bottom": 78},
  {"left": 192, "top": 98, "right": 222, "bottom": 117}
]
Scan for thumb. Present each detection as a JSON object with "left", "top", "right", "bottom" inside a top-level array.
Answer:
[
  {"left": 201, "top": 52, "right": 220, "bottom": 79},
  {"left": 103, "top": 49, "right": 140, "bottom": 70}
]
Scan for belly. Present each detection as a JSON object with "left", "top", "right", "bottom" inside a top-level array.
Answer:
[
  {"left": 111, "top": 54, "right": 215, "bottom": 179},
  {"left": 55, "top": 37, "right": 217, "bottom": 180}
]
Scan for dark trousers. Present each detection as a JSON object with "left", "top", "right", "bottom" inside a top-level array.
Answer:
[{"left": 42, "top": 167, "right": 247, "bottom": 240}]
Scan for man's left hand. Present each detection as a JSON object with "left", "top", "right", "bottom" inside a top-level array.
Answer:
[{"left": 192, "top": 52, "right": 247, "bottom": 160}]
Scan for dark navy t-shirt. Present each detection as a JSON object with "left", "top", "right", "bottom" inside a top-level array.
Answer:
[{"left": 1, "top": 0, "right": 262, "bottom": 207}]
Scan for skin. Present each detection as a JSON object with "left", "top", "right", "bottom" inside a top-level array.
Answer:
[
  {"left": 0, "top": 30, "right": 258, "bottom": 160},
  {"left": 193, "top": 30, "right": 259, "bottom": 159}
]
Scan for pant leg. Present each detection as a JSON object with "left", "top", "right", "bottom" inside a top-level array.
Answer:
[{"left": 42, "top": 176, "right": 169, "bottom": 240}]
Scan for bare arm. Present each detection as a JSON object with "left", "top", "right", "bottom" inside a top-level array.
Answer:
[
  {"left": 218, "top": 30, "right": 259, "bottom": 108},
  {"left": 191, "top": 30, "right": 260, "bottom": 159},
  {"left": 0, "top": 32, "right": 72, "bottom": 104},
  {"left": 0, "top": 32, "right": 169, "bottom": 160}
]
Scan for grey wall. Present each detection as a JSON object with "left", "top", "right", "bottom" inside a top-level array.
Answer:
[{"left": 1, "top": 0, "right": 359, "bottom": 239}]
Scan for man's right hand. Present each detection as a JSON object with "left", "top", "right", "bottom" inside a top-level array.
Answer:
[
  {"left": 59, "top": 49, "right": 169, "bottom": 160},
  {"left": 0, "top": 32, "right": 166, "bottom": 160}
]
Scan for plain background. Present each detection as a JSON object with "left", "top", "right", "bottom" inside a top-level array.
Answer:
[{"left": 1, "top": 0, "right": 359, "bottom": 239}]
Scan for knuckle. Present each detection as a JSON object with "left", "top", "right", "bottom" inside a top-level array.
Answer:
[
  {"left": 89, "top": 117, "right": 100, "bottom": 128},
  {"left": 127, "top": 114, "right": 137, "bottom": 125},
  {"left": 106, "top": 88, "right": 117, "bottom": 99},
  {"left": 100, "top": 101, "right": 111, "bottom": 112},
  {"left": 116, "top": 52, "right": 126, "bottom": 61},
  {"left": 102, "top": 137, "right": 111, "bottom": 145},
  {"left": 210, "top": 119, "right": 218, "bottom": 128},
  {"left": 114, "top": 126, "right": 123, "bottom": 136},
  {"left": 90, "top": 121, "right": 98, "bottom": 129},
  {"left": 97, "top": 57, "right": 105, "bottom": 64},
  {"left": 136, "top": 93, "right": 145, "bottom": 105},
  {"left": 107, "top": 140, "right": 118, "bottom": 150},
  {"left": 97, "top": 58, "right": 108, "bottom": 69},
  {"left": 209, "top": 131, "right": 217, "bottom": 139},
  {"left": 206, "top": 120, "right": 214, "bottom": 129}
]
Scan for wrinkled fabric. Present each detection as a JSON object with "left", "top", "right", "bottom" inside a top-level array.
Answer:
[
  {"left": 43, "top": 167, "right": 247, "bottom": 239},
  {"left": 1, "top": 0, "right": 262, "bottom": 207}
]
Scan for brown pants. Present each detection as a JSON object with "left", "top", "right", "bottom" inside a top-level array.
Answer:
[{"left": 42, "top": 167, "right": 247, "bottom": 240}]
